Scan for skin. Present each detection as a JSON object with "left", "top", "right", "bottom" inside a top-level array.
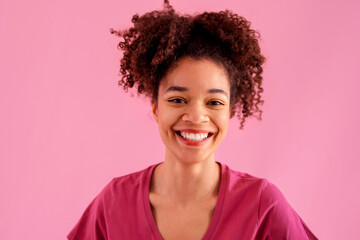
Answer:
[{"left": 150, "top": 56, "right": 231, "bottom": 240}]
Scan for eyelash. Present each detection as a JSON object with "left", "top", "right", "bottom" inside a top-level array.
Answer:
[
  {"left": 168, "top": 98, "right": 224, "bottom": 106},
  {"left": 168, "top": 98, "right": 186, "bottom": 104},
  {"left": 208, "top": 100, "right": 224, "bottom": 106}
]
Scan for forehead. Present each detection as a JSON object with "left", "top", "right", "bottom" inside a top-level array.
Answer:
[{"left": 160, "top": 57, "right": 230, "bottom": 91}]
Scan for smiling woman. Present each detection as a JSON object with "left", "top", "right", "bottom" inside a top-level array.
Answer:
[
  {"left": 67, "top": 1, "right": 318, "bottom": 239},
  {"left": 153, "top": 57, "right": 230, "bottom": 165}
]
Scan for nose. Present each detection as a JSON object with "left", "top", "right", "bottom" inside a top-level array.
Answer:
[{"left": 181, "top": 102, "right": 210, "bottom": 124}]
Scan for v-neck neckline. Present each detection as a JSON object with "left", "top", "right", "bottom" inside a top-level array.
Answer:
[{"left": 142, "top": 161, "right": 228, "bottom": 240}]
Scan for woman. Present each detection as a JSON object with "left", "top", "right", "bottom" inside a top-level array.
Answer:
[{"left": 67, "top": 1, "right": 318, "bottom": 239}]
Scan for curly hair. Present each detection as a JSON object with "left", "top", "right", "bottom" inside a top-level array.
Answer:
[{"left": 110, "top": 0, "right": 265, "bottom": 129}]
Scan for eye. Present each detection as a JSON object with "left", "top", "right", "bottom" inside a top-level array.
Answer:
[
  {"left": 208, "top": 100, "right": 224, "bottom": 106},
  {"left": 168, "top": 98, "right": 186, "bottom": 104}
]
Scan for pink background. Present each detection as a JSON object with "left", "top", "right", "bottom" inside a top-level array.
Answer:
[{"left": 1, "top": 0, "right": 359, "bottom": 239}]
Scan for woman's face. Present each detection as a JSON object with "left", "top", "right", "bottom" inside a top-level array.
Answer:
[{"left": 151, "top": 57, "right": 231, "bottom": 164}]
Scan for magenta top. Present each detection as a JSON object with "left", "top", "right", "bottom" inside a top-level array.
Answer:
[{"left": 67, "top": 162, "right": 318, "bottom": 239}]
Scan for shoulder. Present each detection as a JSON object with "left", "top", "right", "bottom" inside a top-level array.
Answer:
[
  {"left": 225, "top": 164, "right": 285, "bottom": 201},
  {"left": 223, "top": 164, "right": 318, "bottom": 239},
  {"left": 97, "top": 165, "right": 152, "bottom": 202},
  {"left": 225, "top": 164, "right": 295, "bottom": 220},
  {"left": 225, "top": 164, "right": 269, "bottom": 197},
  {"left": 67, "top": 164, "right": 155, "bottom": 240},
  {"left": 109, "top": 167, "right": 148, "bottom": 190}
]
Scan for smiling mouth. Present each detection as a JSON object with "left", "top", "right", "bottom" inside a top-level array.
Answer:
[{"left": 175, "top": 131, "right": 214, "bottom": 142}]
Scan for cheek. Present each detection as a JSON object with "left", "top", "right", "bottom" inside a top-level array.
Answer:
[
  {"left": 215, "top": 110, "right": 230, "bottom": 129},
  {"left": 157, "top": 106, "right": 176, "bottom": 129}
]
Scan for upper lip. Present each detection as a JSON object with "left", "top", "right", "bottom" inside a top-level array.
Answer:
[{"left": 174, "top": 129, "right": 214, "bottom": 134}]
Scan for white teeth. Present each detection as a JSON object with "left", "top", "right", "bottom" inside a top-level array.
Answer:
[{"left": 179, "top": 132, "right": 209, "bottom": 141}]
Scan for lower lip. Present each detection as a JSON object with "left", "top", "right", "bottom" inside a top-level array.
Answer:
[{"left": 175, "top": 132, "right": 212, "bottom": 146}]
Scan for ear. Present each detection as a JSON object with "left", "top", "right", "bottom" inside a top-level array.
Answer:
[{"left": 151, "top": 99, "right": 159, "bottom": 124}]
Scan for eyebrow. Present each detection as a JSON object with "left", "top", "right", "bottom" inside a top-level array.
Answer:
[{"left": 165, "top": 85, "right": 228, "bottom": 98}]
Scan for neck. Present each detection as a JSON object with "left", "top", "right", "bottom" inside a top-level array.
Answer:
[{"left": 151, "top": 151, "right": 221, "bottom": 205}]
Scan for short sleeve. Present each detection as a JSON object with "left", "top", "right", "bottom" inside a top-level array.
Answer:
[
  {"left": 67, "top": 191, "right": 108, "bottom": 240},
  {"left": 255, "top": 180, "right": 318, "bottom": 240}
]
